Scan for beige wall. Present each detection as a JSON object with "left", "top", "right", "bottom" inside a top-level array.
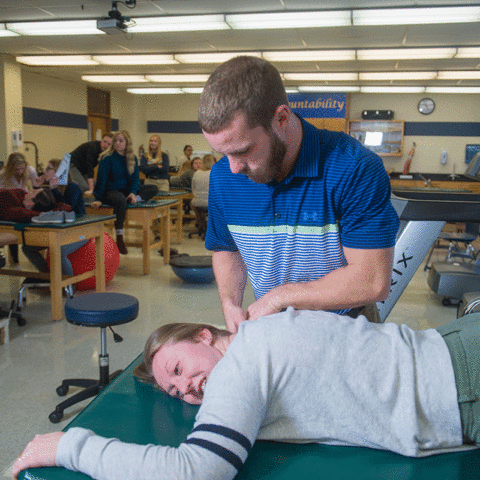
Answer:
[
  {"left": 140, "top": 93, "right": 213, "bottom": 167},
  {"left": 350, "top": 93, "right": 480, "bottom": 175},
  {"left": 18, "top": 67, "right": 480, "bottom": 174}
]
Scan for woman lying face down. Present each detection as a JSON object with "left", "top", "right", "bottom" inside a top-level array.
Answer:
[{"left": 13, "top": 309, "right": 480, "bottom": 480}]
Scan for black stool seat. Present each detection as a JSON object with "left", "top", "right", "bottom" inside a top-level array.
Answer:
[
  {"left": 65, "top": 292, "right": 139, "bottom": 327},
  {"left": 49, "top": 292, "right": 139, "bottom": 424}
]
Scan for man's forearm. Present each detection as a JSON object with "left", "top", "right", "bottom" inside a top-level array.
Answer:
[
  {"left": 246, "top": 247, "right": 394, "bottom": 321},
  {"left": 212, "top": 250, "right": 248, "bottom": 311}
]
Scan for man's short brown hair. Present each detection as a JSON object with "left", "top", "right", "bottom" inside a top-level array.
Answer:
[{"left": 198, "top": 56, "right": 288, "bottom": 134}]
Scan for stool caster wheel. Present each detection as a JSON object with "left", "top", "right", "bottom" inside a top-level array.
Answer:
[
  {"left": 442, "top": 298, "right": 452, "bottom": 307},
  {"left": 49, "top": 411, "right": 63, "bottom": 424},
  {"left": 56, "top": 385, "right": 69, "bottom": 396},
  {"left": 16, "top": 315, "right": 26, "bottom": 327}
]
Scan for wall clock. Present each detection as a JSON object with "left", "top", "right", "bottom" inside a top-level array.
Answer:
[{"left": 418, "top": 98, "right": 435, "bottom": 115}]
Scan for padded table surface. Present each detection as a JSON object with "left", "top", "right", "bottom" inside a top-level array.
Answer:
[{"left": 19, "top": 354, "right": 480, "bottom": 480}]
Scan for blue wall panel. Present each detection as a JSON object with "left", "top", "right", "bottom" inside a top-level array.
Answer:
[
  {"left": 404, "top": 122, "right": 480, "bottom": 137},
  {"left": 23, "top": 107, "right": 87, "bottom": 129},
  {"left": 147, "top": 120, "right": 202, "bottom": 134}
]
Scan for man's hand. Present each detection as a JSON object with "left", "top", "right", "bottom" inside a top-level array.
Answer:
[
  {"left": 246, "top": 287, "right": 283, "bottom": 322},
  {"left": 224, "top": 305, "right": 248, "bottom": 333},
  {"left": 12, "top": 432, "right": 64, "bottom": 479},
  {"left": 84, "top": 190, "right": 94, "bottom": 196},
  {"left": 91, "top": 200, "right": 102, "bottom": 209}
]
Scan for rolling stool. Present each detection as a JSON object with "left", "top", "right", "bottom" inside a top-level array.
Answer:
[{"left": 49, "top": 292, "right": 139, "bottom": 423}]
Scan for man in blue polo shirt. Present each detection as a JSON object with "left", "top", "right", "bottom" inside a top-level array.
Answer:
[{"left": 198, "top": 56, "right": 399, "bottom": 332}]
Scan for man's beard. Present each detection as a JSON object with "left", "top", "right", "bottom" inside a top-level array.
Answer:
[{"left": 246, "top": 132, "right": 287, "bottom": 184}]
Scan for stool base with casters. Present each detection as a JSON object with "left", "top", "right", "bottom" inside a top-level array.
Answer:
[{"left": 49, "top": 292, "right": 139, "bottom": 424}]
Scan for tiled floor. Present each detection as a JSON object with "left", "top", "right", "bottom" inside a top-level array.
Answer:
[{"left": 0, "top": 227, "right": 472, "bottom": 476}]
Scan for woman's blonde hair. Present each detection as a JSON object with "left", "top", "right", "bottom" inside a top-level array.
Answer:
[
  {"left": 0, "top": 152, "right": 29, "bottom": 188},
  {"left": 201, "top": 154, "right": 216, "bottom": 171},
  {"left": 100, "top": 130, "right": 137, "bottom": 175},
  {"left": 133, "top": 322, "right": 230, "bottom": 390},
  {"left": 146, "top": 135, "right": 162, "bottom": 163}
]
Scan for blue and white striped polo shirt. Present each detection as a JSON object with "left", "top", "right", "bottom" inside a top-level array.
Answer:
[{"left": 206, "top": 118, "right": 399, "bottom": 306}]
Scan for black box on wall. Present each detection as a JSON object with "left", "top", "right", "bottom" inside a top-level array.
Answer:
[{"left": 362, "top": 110, "right": 394, "bottom": 120}]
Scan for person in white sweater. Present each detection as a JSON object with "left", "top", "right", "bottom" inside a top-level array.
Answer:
[{"left": 13, "top": 309, "right": 480, "bottom": 480}]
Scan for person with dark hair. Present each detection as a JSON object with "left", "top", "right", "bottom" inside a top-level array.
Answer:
[
  {"left": 139, "top": 134, "right": 170, "bottom": 192},
  {"left": 68, "top": 134, "right": 113, "bottom": 194},
  {"left": 0, "top": 188, "right": 87, "bottom": 276},
  {"left": 13, "top": 309, "right": 480, "bottom": 480},
  {"left": 46, "top": 159, "right": 85, "bottom": 216},
  {"left": 92, "top": 130, "right": 158, "bottom": 254},
  {"left": 198, "top": 56, "right": 399, "bottom": 332}
]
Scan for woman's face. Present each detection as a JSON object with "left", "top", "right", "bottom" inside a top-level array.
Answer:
[
  {"left": 44, "top": 163, "right": 56, "bottom": 182},
  {"left": 151, "top": 329, "right": 223, "bottom": 405},
  {"left": 149, "top": 137, "right": 160, "bottom": 152},
  {"left": 114, "top": 134, "right": 127, "bottom": 155},
  {"left": 192, "top": 158, "right": 202, "bottom": 171},
  {"left": 14, "top": 162, "right": 26, "bottom": 180},
  {"left": 185, "top": 146, "right": 193, "bottom": 158}
]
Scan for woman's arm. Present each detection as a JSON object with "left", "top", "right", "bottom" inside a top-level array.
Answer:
[{"left": 93, "top": 157, "right": 110, "bottom": 200}]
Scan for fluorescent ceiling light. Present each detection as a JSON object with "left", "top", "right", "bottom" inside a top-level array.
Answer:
[
  {"left": 226, "top": 11, "right": 351, "bottom": 29},
  {"left": 360, "top": 86, "right": 426, "bottom": 93},
  {"left": 285, "top": 88, "right": 299, "bottom": 93},
  {"left": 16, "top": 55, "right": 97, "bottom": 66},
  {"left": 82, "top": 75, "right": 147, "bottom": 83},
  {"left": 175, "top": 52, "right": 261, "bottom": 64},
  {"left": 182, "top": 87, "right": 204, "bottom": 94},
  {"left": 128, "top": 15, "right": 229, "bottom": 33},
  {"left": 437, "top": 71, "right": 480, "bottom": 80},
  {"left": 357, "top": 48, "right": 456, "bottom": 60},
  {"left": 0, "top": 24, "right": 18, "bottom": 37},
  {"left": 94, "top": 55, "right": 177, "bottom": 65},
  {"left": 264, "top": 50, "right": 356, "bottom": 62},
  {"left": 127, "top": 88, "right": 183, "bottom": 94},
  {"left": 352, "top": 6, "right": 480, "bottom": 26},
  {"left": 7, "top": 20, "right": 102, "bottom": 35},
  {"left": 426, "top": 87, "right": 480, "bottom": 94},
  {"left": 283, "top": 73, "right": 358, "bottom": 81},
  {"left": 456, "top": 47, "right": 480, "bottom": 58},
  {"left": 360, "top": 72, "right": 437, "bottom": 81},
  {"left": 146, "top": 74, "right": 210, "bottom": 83},
  {"left": 298, "top": 86, "right": 360, "bottom": 92}
]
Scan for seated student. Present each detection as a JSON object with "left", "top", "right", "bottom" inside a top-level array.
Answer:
[
  {"left": 0, "top": 153, "right": 41, "bottom": 266},
  {"left": 169, "top": 156, "right": 202, "bottom": 190},
  {"left": 0, "top": 188, "right": 87, "bottom": 278},
  {"left": 13, "top": 308, "right": 480, "bottom": 480},
  {"left": 139, "top": 135, "right": 170, "bottom": 192},
  {"left": 191, "top": 154, "right": 216, "bottom": 238},
  {"left": 92, "top": 130, "right": 158, "bottom": 255}
]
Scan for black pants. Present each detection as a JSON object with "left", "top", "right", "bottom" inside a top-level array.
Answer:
[{"left": 103, "top": 186, "right": 158, "bottom": 229}]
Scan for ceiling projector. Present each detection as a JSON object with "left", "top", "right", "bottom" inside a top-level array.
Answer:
[{"left": 97, "top": 17, "right": 127, "bottom": 34}]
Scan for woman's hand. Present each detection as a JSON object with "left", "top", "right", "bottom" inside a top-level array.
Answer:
[
  {"left": 48, "top": 175, "right": 59, "bottom": 190},
  {"left": 127, "top": 193, "right": 137, "bottom": 205},
  {"left": 32, "top": 175, "right": 45, "bottom": 188},
  {"left": 12, "top": 432, "right": 64, "bottom": 479},
  {"left": 91, "top": 200, "right": 102, "bottom": 209}
]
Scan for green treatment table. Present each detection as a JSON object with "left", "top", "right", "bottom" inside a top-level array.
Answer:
[{"left": 19, "top": 354, "right": 480, "bottom": 480}]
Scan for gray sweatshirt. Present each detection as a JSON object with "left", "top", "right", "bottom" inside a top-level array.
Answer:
[{"left": 57, "top": 308, "right": 463, "bottom": 480}]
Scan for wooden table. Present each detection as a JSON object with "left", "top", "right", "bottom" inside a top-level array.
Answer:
[
  {"left": 153, "top": 189, "right": 193, "bottom": 244},
  {"left": 85, "top": 199, "right": 176, "bottom": 275},
  {"left": 0, "top": 214, "right": 115, "bottom": 321}
]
